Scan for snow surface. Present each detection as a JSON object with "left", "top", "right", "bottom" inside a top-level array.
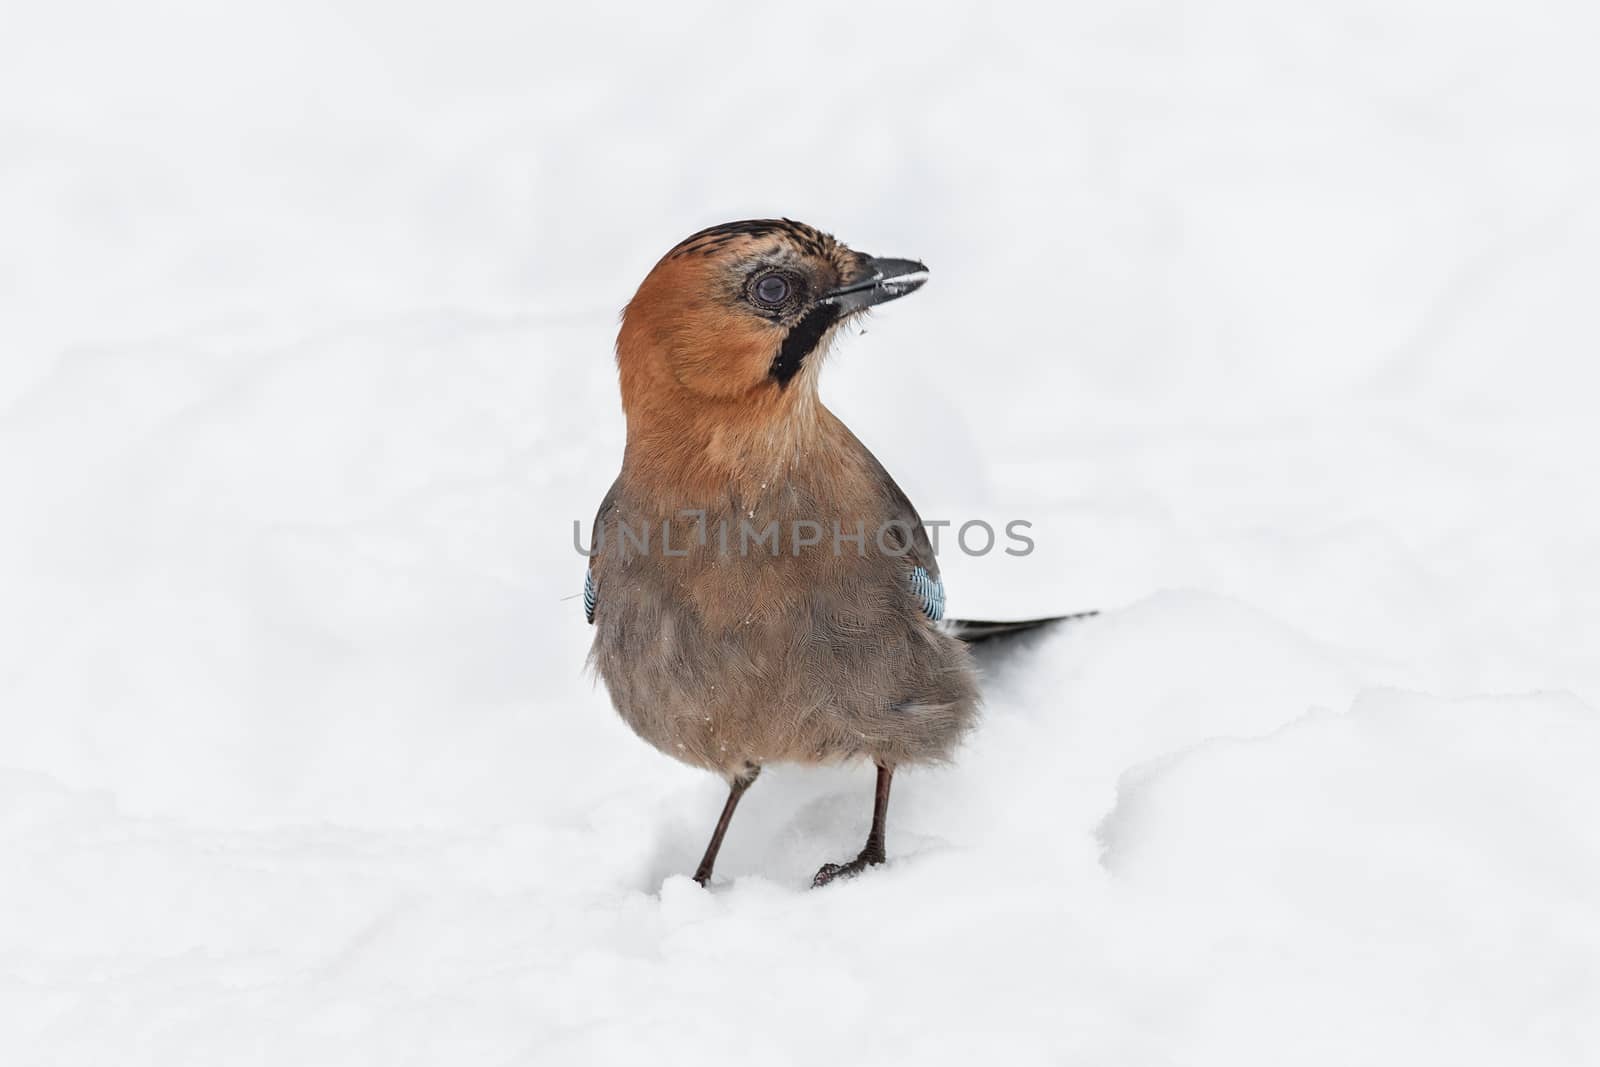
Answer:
[{"left": 3, "top": 2, "right": 1599, "bottom": 1064}]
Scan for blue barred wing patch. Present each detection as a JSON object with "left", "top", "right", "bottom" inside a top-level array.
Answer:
[
  {"left": 583, "top": 568, "right": 598, "bottom": 624},
  {"left": 909, "top": 566, "right": 945, "bottom": 622}
]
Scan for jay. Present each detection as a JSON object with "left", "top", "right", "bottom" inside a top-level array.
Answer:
[{"left": 585, "top": 219, "right": 1015, "bottom": 887}]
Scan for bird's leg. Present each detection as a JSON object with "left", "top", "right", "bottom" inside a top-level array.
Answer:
[
  {"left": 692, "top": 765, "right": 760, "bottom": 886},
  {"left": 812, "top": 762, "right": 894, "bottom": 888}
]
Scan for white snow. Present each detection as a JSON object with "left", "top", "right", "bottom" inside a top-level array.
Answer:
[{"left": 3, "top": 1, "right": 1599, "bottom": 1064}]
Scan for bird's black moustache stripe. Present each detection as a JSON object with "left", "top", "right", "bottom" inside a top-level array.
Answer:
[{"left": 770, "top": 305, "right": 842, "bottom": 387}]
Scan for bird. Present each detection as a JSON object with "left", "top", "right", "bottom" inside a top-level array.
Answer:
[{"left": 583, "top": 218, "right": 1067, "bottom": 888}]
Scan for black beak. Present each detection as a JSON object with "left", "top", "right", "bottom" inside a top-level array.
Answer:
[{"left": 820, "top": 256, "right": 929, "bottom": 313}]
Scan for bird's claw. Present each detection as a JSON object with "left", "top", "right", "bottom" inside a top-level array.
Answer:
[{"left": 810, "top": 848, "right": 885, "bottom": 888}]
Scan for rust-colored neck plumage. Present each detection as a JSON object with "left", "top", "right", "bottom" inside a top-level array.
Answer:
[
  {"left": 616, "top": 344, "right": 829, "bottom": 506},
  {"left": 615, "top": 252, "right": 839, "bottom": 506},
  {"left": 607, "top": 219, "right": 885, "bottom": 510}
]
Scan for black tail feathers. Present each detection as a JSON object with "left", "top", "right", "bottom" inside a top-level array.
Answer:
[{"left": 946, "top": 611, "right": 1099, "bottom": 644}]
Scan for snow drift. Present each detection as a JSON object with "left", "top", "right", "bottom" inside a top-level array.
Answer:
[{"left": 2, "top": 1, "right": 1598, "bottom": 1064}]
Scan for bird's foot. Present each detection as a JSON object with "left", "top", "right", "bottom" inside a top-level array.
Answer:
[{"left": 810, "top": 844, "right": 886, "bottom": 888}]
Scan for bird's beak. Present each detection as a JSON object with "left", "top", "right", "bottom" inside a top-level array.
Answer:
[{"left": 819, "top": 257, "right": 929, "bottom": 313}]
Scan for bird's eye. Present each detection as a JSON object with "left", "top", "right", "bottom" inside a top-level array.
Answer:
[{"left": 751, "top": 272, "right": 792, "bottom": 309}]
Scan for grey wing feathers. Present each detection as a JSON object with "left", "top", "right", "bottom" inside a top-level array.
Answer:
[
  {"left": 909, "top": 566, "right": 946, "bottom": 621},
  {"left": 848, "top": 427, "right": 947, "bottom": 622},
  {"left": 583, "top": 478, "right": 620, "bottom": 626}
]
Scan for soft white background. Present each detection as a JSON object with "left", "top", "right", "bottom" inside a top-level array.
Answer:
[{"left": 2, "top": 2, "right": 1597, "bottom": 1064}]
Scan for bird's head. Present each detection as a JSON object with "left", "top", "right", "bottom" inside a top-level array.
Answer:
[{"left": 616, "top": 219, "right": 927, "bottom": 414}]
